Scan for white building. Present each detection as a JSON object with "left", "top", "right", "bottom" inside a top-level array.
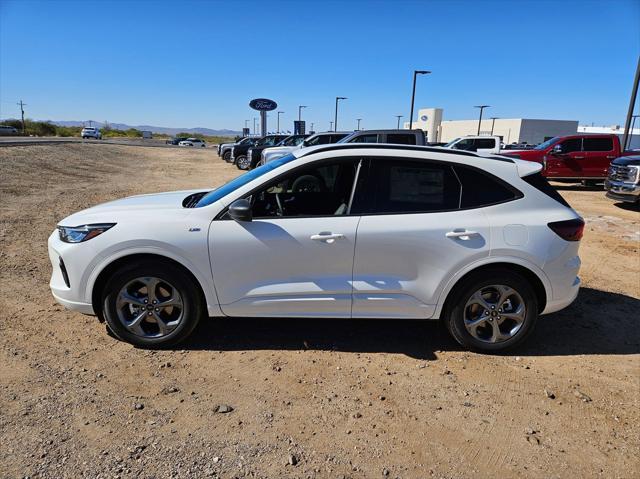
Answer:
[
  {"left": 405, "top": 107, "right": 578, "bottom": 145},
  {"left": 577, "top": 124, "right": 640, "bottom": 150}
]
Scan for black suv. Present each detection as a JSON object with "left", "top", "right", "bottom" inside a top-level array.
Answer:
[
  {"left": 233, "top": 135, "right": 288, "bottom": 170},
  {"left": 244, "top": 134, "right": 309, "bottom": 170}
]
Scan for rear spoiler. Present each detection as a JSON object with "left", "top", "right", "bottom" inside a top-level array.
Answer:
[{"left": 513, "top": 159, "right": 543, "bottom": 177}]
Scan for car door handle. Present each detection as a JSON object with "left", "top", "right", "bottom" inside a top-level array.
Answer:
[
  {"left": 574, "top": 156, "right": 585, "bottom": 159},
  {"left": 446, "top": 230, "right": 479, "bottom": 240},
  {"left": 310, "top": 233, "right": 345, "bottom": 243}
]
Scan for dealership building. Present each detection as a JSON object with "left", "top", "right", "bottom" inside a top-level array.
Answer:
[{"left": 405, "top": 107, "right": 579, "bottom": 145}]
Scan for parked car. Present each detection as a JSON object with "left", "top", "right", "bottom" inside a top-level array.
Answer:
[
  {"left": 233, "top": 135, "right": 288, "bottom": 170},
  {"left": 605, "top": 155, "right": 640, "bottom": 205},
  {"left": 81, "top": 127, "right": 102, "bottom": 139},
  {"left": 501, "top": 134, "right": 634, "bottom": 181},
  {"left": 338, "top": 129, "right": 427, "bottom": 145},
  {"left": 0, "top": 125, "right": 19, "bottom": 135},
  {"left": 166, "top": 137, "right": 188, "bottom": 145},
  {"left": 244, "top": 134, "right": 308, "bottom": 170},
  {"left": 218, "top": 137, "right": 247, "bottom": 157},
  {"left": 261, "top": 131, "right": 350, "bottom": 165},
  {"left": 49, "top": 143, "right": 583, "bottom": 352},
  {"left": 179, "top": 138, "right": 206, "bottom": 148},
  {"left": 444, "top": 136, "right": 502, "bottom": 154}
]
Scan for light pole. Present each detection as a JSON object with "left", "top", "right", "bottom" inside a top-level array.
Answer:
[
  {"left": 329, "top": 120, "right": 334, "bottom": 131},
  {"left": 334, "top": 97, "right": 347, "bottom": 131},
  {"left": 489, "top": 117, "right": 499, "bottom": 135},
  {"left": 253, "top": 117, "right": 257, "bottom": 135},
  {"left": 277, "top": 111, "right": 284, "bottom": 134},
  {"left": 244, "top": 119, "right": 249, "bottom": 134},
  {"left": 310, "top": 122, "right": 314, "bottom": 132},
  {"left": 356, "top": 118, "right": 362, "bottom": 130},
  {"left": 474, "top": 105, "right": 490, "bottom": 135},
  {"left": 622, "top": 56, "right": 640, "bottom": 150},
  {"left": 409, "top": 70, "right": 431, "bottom": 129},
  {"left": 396, "top": 115, "right": 403, "bottom": 129},
  {"left": 630, "top": 114, "right": 639, "bottom": 146},
  {"left": 298, "top": 105, "right": 307, "bottom": 122}
]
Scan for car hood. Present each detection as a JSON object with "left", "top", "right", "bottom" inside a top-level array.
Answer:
[
  {"left": 58, "top": 189, "right": 209, "bottom": 226},
  {"left": 612, "top": 155, "right": 640, "bottom": 166},
  {"left": 501, "top": 149, "right": 543, "bottom": 160}
]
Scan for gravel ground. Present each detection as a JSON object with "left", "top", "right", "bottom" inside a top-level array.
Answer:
[{"left": 0, "top": 143, "right": 638, "bottom": 479}]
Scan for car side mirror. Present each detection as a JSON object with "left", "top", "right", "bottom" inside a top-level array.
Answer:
[
  {"left": 551, "top": 145, "right": 563, "bottom": 155},
  {"left": 228, "top": 199, "right": 252, "bottom": 222}
]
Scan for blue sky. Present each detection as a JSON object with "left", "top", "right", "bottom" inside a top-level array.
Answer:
[{"left": 1, "top": 0, "right": 638, "bottom": 131}]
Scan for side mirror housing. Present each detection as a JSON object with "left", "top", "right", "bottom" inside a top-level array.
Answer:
[
  {"left": 228, "top": 199, "right": 252, "bottom": 222},
  {"left": 551, "top": 144, "right": 563, "bottom": 155}
]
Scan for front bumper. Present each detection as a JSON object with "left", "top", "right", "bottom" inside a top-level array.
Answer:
[
  {"left": 48, "top": 231, "right": 95, "bottom": 315},
  {"left": 605, "top": 179, "right": 640, "bottom": 203}
]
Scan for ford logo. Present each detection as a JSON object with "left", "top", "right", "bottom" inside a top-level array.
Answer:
[{"left": 249, "top": 98, "right": 277, "bottom": 111}]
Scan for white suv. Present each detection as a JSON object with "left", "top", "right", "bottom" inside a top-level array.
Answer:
[
  {"left": 81, "top": 127, "right": 102, "bottom": 139},
  {"left": 48, "top": 144, "right": 583, "bottom": 352}
]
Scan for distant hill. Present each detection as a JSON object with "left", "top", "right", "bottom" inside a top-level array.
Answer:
[{"left": 48, "top": 120, "right": 241, "bottom": 137}]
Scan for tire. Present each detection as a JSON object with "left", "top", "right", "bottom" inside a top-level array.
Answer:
[
  {"left": 102, "top": 260, "right": 204, "bottom": 348},
  {"left": 222, "top": 151, "right": 231, "bottom": 162},
  {"left": 236, "top": 155, "right": 250, "bottom": 170},
  {"left": 444, "top": 268, "right": 538, "bottom": 353}
]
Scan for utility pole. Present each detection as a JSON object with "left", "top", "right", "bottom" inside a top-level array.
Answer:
[
  {"left": 396, "top": 115, "right": 403, "bottom": 129},
  {"left": 17, "top": 100, "right": 27, "bottom": 134},
  {"left": 356, "top": 118, "right": 362, "bottom": 130},
  {"left": 334, "top": 97, "right": 347, "bottom": 131},
  {"left": 474, "top": 105, "right": 490, "bottom": 135},
  {"left": 622, "top": 56, "right": 640, "bottom": 151}
]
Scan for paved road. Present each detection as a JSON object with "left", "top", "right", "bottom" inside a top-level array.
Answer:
[{"left": 0, "top": 137, "right": 218, "bottom": 148}]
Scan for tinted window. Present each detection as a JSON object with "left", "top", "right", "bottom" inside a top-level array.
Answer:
[
  {"left": 452, "top": 138, "right": 475, "bottom": 151},
  {"left": 558, "top": 138, "right": 582, "bottom": 153},
  {"left": 583, "top": 137, "right": 613, "bottom": 152},
  {"left": 386, "top": 134, "right": 416, "bottom": 145},
  {"left": 454, "top": 166, "right": 521, "bottom": 208},
  {"left": 249, "top": 159, "right": 359, "bottom": 217},
  {"left": 330, "top": 134, "right": 348, "bottom": 143},
  {"left": 475, "top": 138, "right": 496, "bottom": 150},
  {"left": 352, "top": 134, "right": 379, "bottom": 143},
  {"left": 522, "top": 173, "right": 571, "bottom": 208},
  {"left": 362, "top": 159, "right": 460, "bottom": 214}
]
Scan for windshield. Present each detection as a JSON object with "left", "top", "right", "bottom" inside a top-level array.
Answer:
[
  {"left": 534, "top": 137, "right": 559, "bottom": 150},
  {"left": 444, "top": 138, "right": 461, "bottom": 148},
  {"left": 280, "top": 135, "right": 304, "bottom": 146},
  {"left": 195, "top": 154, "right": 297, "bottom": 208}
]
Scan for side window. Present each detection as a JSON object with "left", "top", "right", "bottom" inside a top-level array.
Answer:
[
  {"left": 331, "top": 134, "right": 348, "bottom": 143},
  {"left": 558, "top": 138, "right": 582, "bottom": 153},
  {"left": 386, "top": 134, "right": 416, "bottom": 145},
  {"left": 318, "top": 135, "right": 334, "bottom": 145},
  {"left": 583, "top": 137, "right": 613, "bottom": 152},
  {"left": 361, "top": 159, "right": 460, "bottom": 214},
  {"left": 454, "top": 165, "right": 522, "bottom": 208},
  {"left": 453, "top": 138, "right": 475, "bottom": 151},
  {"left": 475, "top": 138, "right": 496, "bottom": 150},
  {"left": 351, "top": 134, "right": 379, "bottom": 143},
  {"left": 249, "top": 159, "right": 359, "bottom": 218}
]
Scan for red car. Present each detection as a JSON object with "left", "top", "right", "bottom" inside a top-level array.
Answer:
[{"left": 501, "top": 134, "right": 634, "bottom": 181}]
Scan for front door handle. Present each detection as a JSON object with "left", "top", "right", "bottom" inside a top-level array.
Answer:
[
  {"left": 446, "top": 230, "right": 479, "bottom": 240},
  {"left": 310, "top": 233, "right": 345, "bottom": 243}
]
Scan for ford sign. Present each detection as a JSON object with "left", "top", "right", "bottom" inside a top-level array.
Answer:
[{"left": 249, "top": 98, "right": 277, "bottom": 111}]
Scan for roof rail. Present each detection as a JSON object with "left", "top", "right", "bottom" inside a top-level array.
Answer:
[{"left": 297, "top": 143, "right": 515, "bottom": 163}]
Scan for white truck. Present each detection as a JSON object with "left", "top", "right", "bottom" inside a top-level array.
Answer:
[{"left": 443, "top": 136, "right": 501, "bottom": 154}]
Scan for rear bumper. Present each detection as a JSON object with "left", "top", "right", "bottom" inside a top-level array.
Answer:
[
  {"left": 605, "top": 179, "right": 640, "bottom": 203},
  {"left": 541, "top": 276, "right": 580, "bottom": 315}
]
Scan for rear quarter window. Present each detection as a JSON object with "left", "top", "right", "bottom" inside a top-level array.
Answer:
[
  {"left": 583, "top": 137, "right": 613, "bottom": 152},
  {"left": 521, "top": 173, "right": 571, "bottom": 208},
  {"left": 453, "top": 165, "right": 522, "bottom": 208}
]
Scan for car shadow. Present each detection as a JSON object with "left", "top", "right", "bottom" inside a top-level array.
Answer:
[
  {"left": 182, "top": 287, "right": 639, "bottom": 359},
  {"left": 613, "top": 201, "right": 639, "bottom": 212}
]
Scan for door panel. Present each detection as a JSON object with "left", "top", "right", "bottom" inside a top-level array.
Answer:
[
  {"left": 210, "top": 217, "right": 359, "bottom": 317},
  {"left": 352, "top": 210, "right": 491, "bottom": 319},
  {"left": 583, "top": 137, "right": 615, "bottom": 178},
  {"left": 545, "top": 138, "right": 584, "bottom": 177}
]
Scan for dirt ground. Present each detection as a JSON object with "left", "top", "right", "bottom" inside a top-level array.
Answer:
[{"left": 1, "top": 143, "right": 638, "bottom": 479}]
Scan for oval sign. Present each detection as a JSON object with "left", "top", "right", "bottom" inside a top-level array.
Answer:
[
  {"left": 249, "top": 98, "right": 277, "bottom": 111},
  {"left": 420, "top": 115, "right": 428, "bottom": 121}
]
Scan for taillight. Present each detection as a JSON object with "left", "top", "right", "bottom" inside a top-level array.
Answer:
[{"left": 547, "top": 218, "right": 585, "bottom": 241}]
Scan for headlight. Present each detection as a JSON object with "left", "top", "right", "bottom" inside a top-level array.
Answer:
[
  {"left": 629, "top": 165, "right": 640, "bottom": 183},
  {"left": 58, "top": 223, "right": 115, "bottom": 243}
]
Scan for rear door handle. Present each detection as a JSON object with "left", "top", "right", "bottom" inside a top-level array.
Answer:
[
  {"left": 446, "top": 230, "right": 479, "bottom": 240},
  {"left": 310, "top": 233, "right": 345, "bottom": 243}
]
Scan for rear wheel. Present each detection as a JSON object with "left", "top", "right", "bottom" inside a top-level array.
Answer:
[
  {"left": 102, "top": 260, "right": 204, "bottom": 348},
  {"left": 222, "top": 151, "right": 231, "bottom": 161},
  {"left": 444, "top": 269, "right": 538, "bottom": 352},
  {"left": 236, "top": 155, "right": 250, "bottom": 170}
]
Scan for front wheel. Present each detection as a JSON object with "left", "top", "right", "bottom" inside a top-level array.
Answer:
[
  {"left": 222, "top": 151, "right": 231, "bottom": 162},
  {"left": 444, "top": 269, "right": 538, "bottom": 352},
  {"left": 102, "top": 260, "right": 204, "bottom": 348},
  {"left": 236, "top": 155, "right": 251, "bottom": 170}
]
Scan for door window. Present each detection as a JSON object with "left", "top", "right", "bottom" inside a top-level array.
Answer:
[
  {"left": 352, "top": 134, "right": 379, "bottom": 143},
  {"left": 452, "top": 138, "right": 475, "bottom": 151},
  {"left": 386, "top": 134, "right": 417, "bottom": 145},
  {"left": 583, "top": 137, "right": 613, "bottom": 152},
  {"left": 557, "top": 138, "right": 582, "bottom": 153},
  {"left": 361, "top": 159, "right": 461, "bottom": 214},
  {"left": 248, "top": 159, "right": 360, "bottom": 217},
  {"left": 475, "top": 138, "right": 496, "bottom": 150}
]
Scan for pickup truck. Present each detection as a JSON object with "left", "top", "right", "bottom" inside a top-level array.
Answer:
[
  {"left": 443, "top": 135, "right": 501, "bottom": 154},
  {"left": 605, "top": 156, "right": 640, "bottom": 205},
  {"left": 219, "top": 137, "right": 255, "bottom": 162},
  {"left": 501, "top": 134, "right": 632, "bottom": 181}
]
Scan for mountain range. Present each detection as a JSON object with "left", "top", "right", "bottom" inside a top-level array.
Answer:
[{"left": 49, "top": 120, "right": 241, "bottom": 136}]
